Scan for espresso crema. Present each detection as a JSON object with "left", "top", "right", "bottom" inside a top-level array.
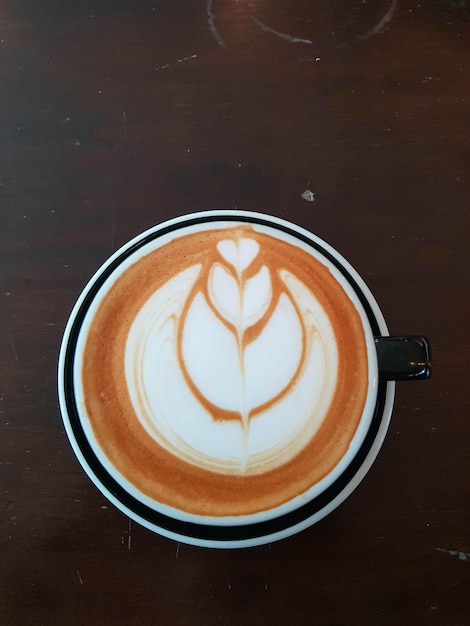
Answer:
[{"left": 78, "top": 224, "right": 370, "bottom": 517}]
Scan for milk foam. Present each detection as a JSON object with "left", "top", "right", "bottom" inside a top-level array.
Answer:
[{"left": 125, "top": 236, "right": 339, "bottom": 475}]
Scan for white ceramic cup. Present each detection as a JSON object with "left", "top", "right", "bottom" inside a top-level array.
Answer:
[{"left": 58, "top": 210, "right": 430, "bottom": 548}]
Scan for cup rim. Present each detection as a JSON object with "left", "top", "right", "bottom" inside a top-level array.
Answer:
[{"left": 58, "top": 209, "right": 395, "bottom": 548}]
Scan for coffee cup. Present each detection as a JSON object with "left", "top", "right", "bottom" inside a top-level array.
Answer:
[{"left": 58, "top": 210, "right": 431, "bottom": 548}]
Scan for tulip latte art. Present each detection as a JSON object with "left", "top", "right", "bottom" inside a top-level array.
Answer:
[{"left": 80, "top": 224, "right": 370, "bottom": 517}]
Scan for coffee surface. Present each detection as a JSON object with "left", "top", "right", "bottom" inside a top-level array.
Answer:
[{"left": 79, "top": 224, "right": 369, "bottom": 517}]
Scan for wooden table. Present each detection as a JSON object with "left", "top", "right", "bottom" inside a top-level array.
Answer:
[{"left": 1, "top": 1, "right": 469, "bottom": 624}]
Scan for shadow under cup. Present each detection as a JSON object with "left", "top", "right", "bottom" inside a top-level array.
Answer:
[{"left": 58, "top": 211, "right": 431, "bottom": 548}]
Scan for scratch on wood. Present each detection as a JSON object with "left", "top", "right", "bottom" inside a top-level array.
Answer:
[
  {"left": 207, "top": 0, "right": 226, "bottom": 47},
  {"left": 358, "top": 0, "right": 398, "bottom": 40},
  {"left": 76, "top": 570, "right": 84, "bottom": 585},
  {"left": 10, "top": 342, "right": 19, "bottom": 361},
  {"left": 436, "top": 547, "right": 470, "bottom": 561},
  {"left": 176, "top": 542, "right": 180, "bottom": 560},
  {"left": 128, "top": 518, "right": 132, "bottom": 550},
  {"left": 251, "top": 16, "right": 313, "bottom": 45},
  {"left": 177, "top": 55, "right": 197, "bottom": 64},
  {"left": 155, "top": 54, "right": 198, "bottom": 72}
]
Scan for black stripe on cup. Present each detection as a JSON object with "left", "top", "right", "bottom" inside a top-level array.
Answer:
[{"left": 61, "top": 213, "right": 388, "bottom": 543}]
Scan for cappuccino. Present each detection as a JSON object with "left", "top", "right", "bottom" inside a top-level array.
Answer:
[{"left": 73, "top": 218, "right": 377, "bottom": 519}]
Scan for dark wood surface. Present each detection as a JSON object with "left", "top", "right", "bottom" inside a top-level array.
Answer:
[{"left": 1, "top": 1, "right": 469, "bottom": 624}]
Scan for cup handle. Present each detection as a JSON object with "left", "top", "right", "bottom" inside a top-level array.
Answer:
[{"left": 374, "top": 336, "right": 432, "bottom": 381}]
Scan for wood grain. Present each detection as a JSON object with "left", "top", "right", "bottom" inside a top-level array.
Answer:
[{"left": 1, "top": 1, "right": 469, "bottom": 624}]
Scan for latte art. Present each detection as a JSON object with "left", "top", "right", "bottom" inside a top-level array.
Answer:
[
  {"left": 125, "top": 235, "right": 338, "bottom": 476},
  {"left": 79, "top": 224, "right": 371, "bottom": 517}
]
